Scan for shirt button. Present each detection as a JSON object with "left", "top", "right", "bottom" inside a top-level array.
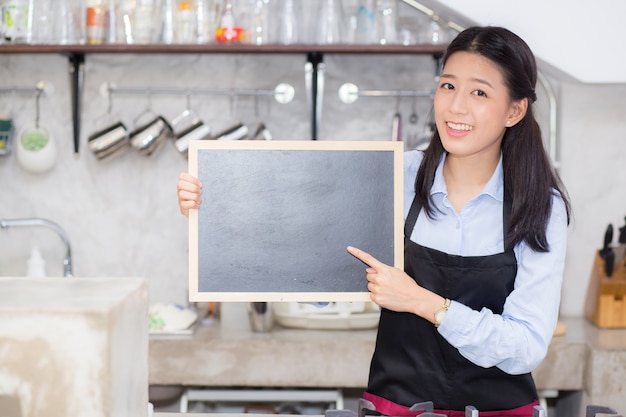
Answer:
[{"left": 456, "top": 221, "right": 461, "bottom": 229}]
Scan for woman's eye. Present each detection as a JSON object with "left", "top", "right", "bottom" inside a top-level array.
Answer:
[
  {"left": 440, "top": 83, "right": 454, "bottom": 90},
  {"left": 473, "top": 89, "right": 487, "bottom": 97}
]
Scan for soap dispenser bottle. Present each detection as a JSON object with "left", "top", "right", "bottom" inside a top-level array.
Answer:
[{"left": 27, "top": 247, "right": 46, "bottom": 278}]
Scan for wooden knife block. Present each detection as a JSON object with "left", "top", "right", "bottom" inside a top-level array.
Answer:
[{"left": 584, "top": 248, "right": 626, "bottom": 328}]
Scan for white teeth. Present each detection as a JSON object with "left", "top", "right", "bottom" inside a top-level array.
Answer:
[{"left": 447, "top": 122, "right": 473, "bottom": 131}]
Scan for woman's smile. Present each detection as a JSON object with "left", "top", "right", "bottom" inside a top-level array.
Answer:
[{"left": 445, "top": 121, "right": 474, "bottom": 137}]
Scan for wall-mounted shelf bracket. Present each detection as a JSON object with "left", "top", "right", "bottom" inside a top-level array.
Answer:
[
  {"left": 68, "top": 53, "right": 85, "bottom": 157},
  {"left": 305, "top": 52, "right": 325, "bottom": 140}
]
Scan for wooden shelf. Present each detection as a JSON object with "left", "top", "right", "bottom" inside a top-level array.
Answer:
[
  {"left": 0, "top": 42, "right": 446, "bottom": 155},
  {"left": 0, "top": 43, "right": 447, "bottom": 55}
]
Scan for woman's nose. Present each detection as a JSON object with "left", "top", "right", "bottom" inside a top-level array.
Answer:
[{"left": 449, "top": 92, "right": 469, "bottom": 114}]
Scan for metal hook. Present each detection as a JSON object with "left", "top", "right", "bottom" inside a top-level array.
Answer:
[
  {"left": 131, "top": 89, "right": 155, "bottom": 127},
  {"left": 106, "top": 90, "right": 114, "bottom": 115},
  {"left": 410, "top": 96, "right": 418, "bottom": 124},
  {"left": 229, "top": 90, "right": 235, "bottom": 117},
  {"left": 254, "top": 93, "right": 259, "bottom": 117},
  {"left": 185, "top": 89, "right": 192, "bottom": 111},
  {"left": 144, "top": 89, "right": 153, "bottom": 112},
  {"left": 34, "top": 89, "right": 43, "bottom": 128}
]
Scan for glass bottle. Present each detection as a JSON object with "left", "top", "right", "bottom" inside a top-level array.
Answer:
[
  {"left": 105, "top": 0, "right": 117, "bottom": 43},
  {"left": 195, "top": 0, "right": 209, "bottom": 43},
  {"left": 353, "top": 0, "right": 375, "bottom": 44},
  {"left": 215, "top": 0, "right": 244, "bottom": 42},
  {"left": 162, "top": 0, "right": 175, "bottom": 43}
]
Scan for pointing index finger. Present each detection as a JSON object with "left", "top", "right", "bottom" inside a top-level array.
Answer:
[{"left": 347, "top": 246, "right": 384, "bottom": 271}]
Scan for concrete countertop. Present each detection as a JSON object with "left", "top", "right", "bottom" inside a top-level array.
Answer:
[
  {"left": 150, "top": 317, "right": 594, "bottom": 390},
  {"left": 150, "top": 323, "right": 375, "bottom": 388},
  {"left": 149, "top": 316, "right": 626, "bottom": 414}
]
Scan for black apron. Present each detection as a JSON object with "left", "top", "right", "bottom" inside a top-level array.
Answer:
[{"left": 365, "top": 192, "right": 537, "bottom": 412}]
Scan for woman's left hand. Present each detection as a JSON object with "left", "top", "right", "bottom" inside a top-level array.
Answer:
[{"left": 347, "top": 246, "right": 425, "bottom": 314}]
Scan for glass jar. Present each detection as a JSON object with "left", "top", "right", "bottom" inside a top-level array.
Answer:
[
  {"left": 2, "top": 0, "right": 33, "bottom": 43},
  {"left": 175, "top": 0, "right": 197, "bottom": 43},
  {"left": 85, "top": 0, "right": 106, "bottom": 44}
]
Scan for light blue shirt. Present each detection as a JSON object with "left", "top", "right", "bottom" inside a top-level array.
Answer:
[{"left": 404, "top": 150, "right": 568, "bottom": 375}]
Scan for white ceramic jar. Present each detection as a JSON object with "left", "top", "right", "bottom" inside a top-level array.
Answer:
[{"left": 16, "top": 125, "right": 57, "bottom": 173}]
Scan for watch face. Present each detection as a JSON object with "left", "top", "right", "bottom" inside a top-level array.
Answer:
[{"left": 435, "top": 309, "right": 446, "bottom": 325}]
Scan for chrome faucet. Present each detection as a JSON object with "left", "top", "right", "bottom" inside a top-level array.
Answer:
[{"left": 0, "top": 217, "right": 73, "bottom": 277}]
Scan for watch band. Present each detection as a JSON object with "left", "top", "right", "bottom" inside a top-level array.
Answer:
[{"left": 434, "top": 298, "right": 451, "bottom": 328}]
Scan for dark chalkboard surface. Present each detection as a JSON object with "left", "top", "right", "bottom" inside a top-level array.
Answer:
[{"left": 188, "top": 140, "right": 403, "bottom": 302}]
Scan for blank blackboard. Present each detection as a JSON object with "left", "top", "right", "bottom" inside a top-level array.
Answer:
[{"left": 188, "top": 140, "right": 403, "bottom": 302}]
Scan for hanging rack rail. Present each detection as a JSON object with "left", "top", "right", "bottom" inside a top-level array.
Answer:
[
  {"left": 101, "top": 82, "right": 295, "bottom": 104},
  {"left": 338, "top": 83, "right": 433, "bottom": 104},
  {"left": 0, "top": 80, "right": 51, "bottom": 96}
]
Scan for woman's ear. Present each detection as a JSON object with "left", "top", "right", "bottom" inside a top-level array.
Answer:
[{"left": 505, "top": 98, "right": 528, "bottom": 128}]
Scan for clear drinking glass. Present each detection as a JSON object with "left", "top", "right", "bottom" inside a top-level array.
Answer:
[
  {"left": 57, "top": 0, "right": 78, "bottom": 44},
  {"left": 315, "top": 0, "right": 345, "bottom": 44},
  {"left": 247, "top": 0, "right": 270, "bottom": 45},
  {"left": 375, "top": 0, "right": 396, "bottom": 45},
  {"left": 130, "top": 0, "right": 163, "bottom": 44},
  {"left": 175, "top": 0, "right": 198, "bottom": 43},
  {"left": 275, "top": 0, "right": 299, "bottom": 45}
]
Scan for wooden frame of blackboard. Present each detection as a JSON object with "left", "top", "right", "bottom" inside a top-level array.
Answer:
[{"left": 188, "top": 140, "right": 404, "bottom": 302}]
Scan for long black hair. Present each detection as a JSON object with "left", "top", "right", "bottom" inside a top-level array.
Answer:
[{"left": 415, "top": 26, "right": 571, "bottom": 252}]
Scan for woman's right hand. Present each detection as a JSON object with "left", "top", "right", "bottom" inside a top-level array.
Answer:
[{"left": 177, "top": 172, "right": 202, "bottom": 218}]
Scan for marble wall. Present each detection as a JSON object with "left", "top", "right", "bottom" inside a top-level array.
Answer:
[{"left": 1, "top": 49, "right": 625, "bottom": 317}]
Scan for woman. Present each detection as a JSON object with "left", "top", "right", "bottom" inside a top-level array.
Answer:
[{"left": 178, "top": 26, "right": 571, "bottom": 417}]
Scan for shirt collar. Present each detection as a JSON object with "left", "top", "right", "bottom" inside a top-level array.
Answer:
[{"left": 431, "top": 153, "right": 504, "bottom": 202}]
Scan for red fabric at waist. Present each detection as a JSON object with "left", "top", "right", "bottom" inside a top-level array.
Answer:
[{"left": 363, "top": 392, "right": 539, "bottom": 417}]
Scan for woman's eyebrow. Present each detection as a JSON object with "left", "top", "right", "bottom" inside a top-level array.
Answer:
[{"left": 439, "top": 73, "right": 494, "bottom": 89}]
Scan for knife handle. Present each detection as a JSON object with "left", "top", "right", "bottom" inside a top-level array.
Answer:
[
  {"left": 604, "top": 250, "right": 615, "bottom": 278},
  {"left": 603, "top": 224, "right": 614, "bottom": 250},
  {"left": 618, "top": 216, "right": 626, "bottom": 244}
]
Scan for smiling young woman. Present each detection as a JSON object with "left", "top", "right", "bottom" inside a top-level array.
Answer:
[{"left": 349, "top": 26, "right": 572, "bottom": 416}]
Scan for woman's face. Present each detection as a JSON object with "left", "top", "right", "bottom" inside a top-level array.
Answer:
[{"left": 434, "top": 51, "right": 524, "bottom": 161}]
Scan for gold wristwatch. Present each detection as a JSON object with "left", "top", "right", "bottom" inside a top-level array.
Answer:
[{"left": 434, "top": 298, "right": 451, "bottom": 328}]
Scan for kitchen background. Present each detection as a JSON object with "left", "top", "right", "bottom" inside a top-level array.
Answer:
[{"left": 1, "top": 0, "right": 625, "bottom": 323}]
